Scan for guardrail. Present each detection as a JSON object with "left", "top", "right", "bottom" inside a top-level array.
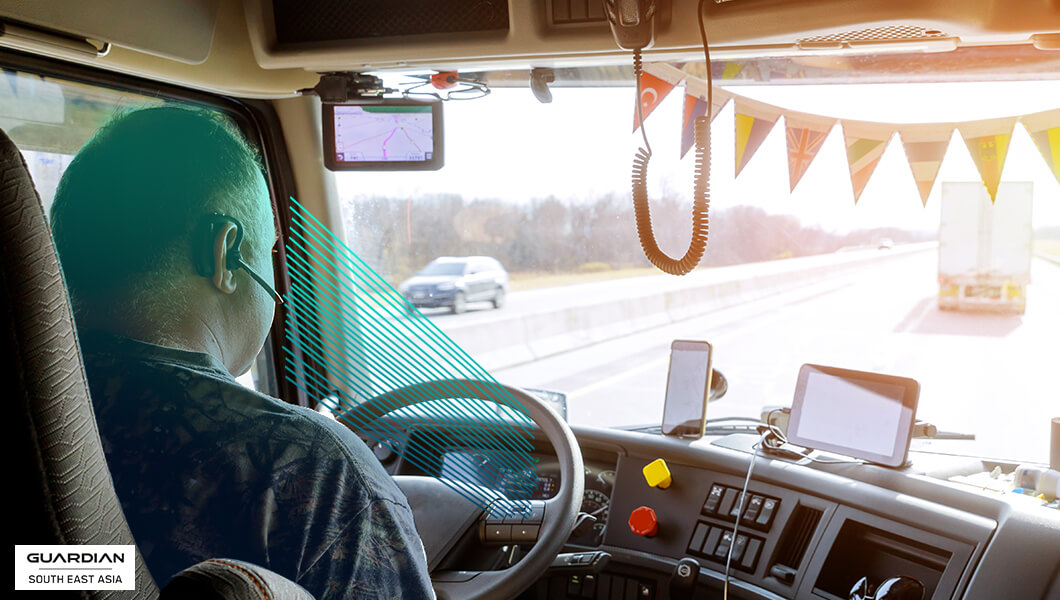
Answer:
[{"left": 441, "top": 243, "right": 937, "bottom": 370}]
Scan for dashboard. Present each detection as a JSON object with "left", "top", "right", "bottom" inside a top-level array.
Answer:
[{"left": 367, "top": 418, "right": 1060, "bottom": 600}]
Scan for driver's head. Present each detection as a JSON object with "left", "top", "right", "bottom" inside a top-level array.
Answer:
[{"left": 51, "top": 106, "right": 276, "bottom": 376}]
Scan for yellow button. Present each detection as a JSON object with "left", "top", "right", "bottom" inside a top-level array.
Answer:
[{"left": 643, "top": 458, "right": 672, "bottom": 489}]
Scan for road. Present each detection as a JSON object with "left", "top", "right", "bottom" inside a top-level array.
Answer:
[
  {"left": 485, "top": 252, "right": 1060, "bottom": 465},
  {"left": 415, "top": 248, "right": 918, "bottom": 327}
]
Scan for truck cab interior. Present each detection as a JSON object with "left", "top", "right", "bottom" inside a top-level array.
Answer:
[{"left": 4, "top": 1, "right": 1059, "bottom": 599}]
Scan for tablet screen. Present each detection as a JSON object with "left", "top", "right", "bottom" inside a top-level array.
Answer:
[{"left": 787, "top": 364, "right": 919, "bottom": 467}]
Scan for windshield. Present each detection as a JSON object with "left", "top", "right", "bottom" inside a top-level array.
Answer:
[
  {"left": 417, "top": 261, "right": 467, "bottom": 276},
  {"left": 337, "top": 70, "right": 1059, "bottom": 465}
]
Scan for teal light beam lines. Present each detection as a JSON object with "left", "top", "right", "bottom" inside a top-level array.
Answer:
[
  {"left": 284, "top": 204, "right": 537, "bottom": 460},
  {"left": 282, "top": 197, "right": 539, "bottom": 510},
  {"left": 282, "top": 244, "right": 537, "bottom": 465},
  {"left": 284, "top": 204, "right": 535, "bottom": 440}
]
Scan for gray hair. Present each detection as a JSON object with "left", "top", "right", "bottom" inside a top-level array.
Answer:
[{"left": 50, "top": 106, "right": 274, "bottom": 329}]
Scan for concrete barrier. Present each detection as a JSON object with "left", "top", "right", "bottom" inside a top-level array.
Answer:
[
  {"left": 1036, "top": 251, "right": 1060, "bottom": 267},
  {"left": 443, "top": 243, "right": 936, "bottom": 370}
]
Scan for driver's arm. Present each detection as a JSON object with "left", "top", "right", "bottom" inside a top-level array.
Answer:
[
  {"left": 298, "top": 497, "right": 433, "bottom": 600},
  {"left": 278, "top": 411, "right": 434, "bottom": 600}
]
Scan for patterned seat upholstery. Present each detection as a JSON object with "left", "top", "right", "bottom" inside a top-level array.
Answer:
[{"left": 3, "top": 128, "right": 312, "bottom": 600}]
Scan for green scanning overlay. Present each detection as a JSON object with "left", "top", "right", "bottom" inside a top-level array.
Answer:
[{"left": 283, "top": 197, "right": 537, "bottom": 512}]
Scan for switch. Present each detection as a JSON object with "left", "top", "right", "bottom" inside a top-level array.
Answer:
[
  {"left": 755, "top": 498, "right": 778, "bottom": 528},
  {"left": 703, "top": 484, "right": 725, "bottom": 514},
  {"left": 688, "top": 522, "right": 709, "bottom": 553},
  {"left": 511, "top": 524, "right": 539, "bottom": 542},
  {"left": 625, "top": 578, "right": 639, "bottom": 599},
  {"left": 744, "top": 495, "right": 764, "bottom": 521},
  {"left": 714, "top": 530, "right": 734, "bottom": 560},
  {"left": 581, "top": 574, "right": 597, "bottom": 598},
  {"left": 719, "top": 488, "right": 739, "bottom": 517},
  {"left": 643, "top": 459, "right": 672, "bottom": 489},
  {"left": 731, "top": 534, "right": 749, "bottom": 563},
  {"left": 740, "top": 538, "right": 762, "bottom": 571},
  {"left": 568, "top": 574, "right": 582, "bottom": 596},
  {"left": 628, "top": 506, "right": 659, "bottom": 537},
  {"left": 500, "top": 501, "right": 545, "bottom": 523},
  {"left": 483, "top": 524, "right": 511, "bottom": 542},
  {"left": 729, "top": 492, "right": 745, "bottom": 519},
  {"left": 702, "top": 526, "right": 721, "bottom": 555},
  {"left": 597, "top": 575, "right": 612, "bottom": 599}
]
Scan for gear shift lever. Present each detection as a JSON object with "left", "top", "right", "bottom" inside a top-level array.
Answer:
[{"left": 849, "top": 576, "right": 925, "bottom": 600}]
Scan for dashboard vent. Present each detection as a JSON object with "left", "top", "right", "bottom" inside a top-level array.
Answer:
[{"left": 770, "top": 504, "right": 822, "bottom": 584}]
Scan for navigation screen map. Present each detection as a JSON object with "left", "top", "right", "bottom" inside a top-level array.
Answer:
[{"left": 332, "top": 104, "right": 434, "bottom": 163}]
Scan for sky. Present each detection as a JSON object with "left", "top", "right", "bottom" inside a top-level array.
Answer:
[{"left": 335, "top": 80, "right": 1060, "bottom": 234}]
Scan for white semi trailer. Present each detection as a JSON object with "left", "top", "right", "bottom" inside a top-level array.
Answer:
[{"left": 938, "top": 182, "right": 1033, "bottom": 314}]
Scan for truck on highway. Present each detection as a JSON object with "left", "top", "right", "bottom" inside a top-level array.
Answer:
[{"left": 938, "top": 181, "right": 1033, "bottom": 314}]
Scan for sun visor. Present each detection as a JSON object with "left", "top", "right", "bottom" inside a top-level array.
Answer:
[{"left": 0, "top": 0, "right": 219, "bottom": 64}]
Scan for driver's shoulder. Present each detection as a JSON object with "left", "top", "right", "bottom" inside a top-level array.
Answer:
[{"left": 264, "top": 398, "right": 404, "bottom": 500}]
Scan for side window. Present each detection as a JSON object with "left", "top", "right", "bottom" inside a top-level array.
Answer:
[{"left": 0, "top": 69, "right": 276, "bottom": 395}]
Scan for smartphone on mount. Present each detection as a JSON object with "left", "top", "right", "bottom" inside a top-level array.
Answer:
[{"left": 661, "top": 340, "right": 713, "bottom": 438}]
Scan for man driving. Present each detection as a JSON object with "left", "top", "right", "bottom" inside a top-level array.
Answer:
[{"left": 50, "top": 106, "right": 434, "bottom": 599}]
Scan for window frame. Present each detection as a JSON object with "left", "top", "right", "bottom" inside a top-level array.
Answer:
[{"left": 0, "top": 48, "right": 310, "bottom": 407}]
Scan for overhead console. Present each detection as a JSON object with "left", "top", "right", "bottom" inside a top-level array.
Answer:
[{"left": 241, "top": 0, "right": 1060, "bottom": 72}]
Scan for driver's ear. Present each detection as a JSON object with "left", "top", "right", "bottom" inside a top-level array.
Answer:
[{"left": 209, "top": 222, "right": 239, "bottom": 295}]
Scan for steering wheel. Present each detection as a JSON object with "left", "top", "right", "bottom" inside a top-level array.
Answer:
[{"left": 347, "top": 379, "right": 585, "bottom": 600}]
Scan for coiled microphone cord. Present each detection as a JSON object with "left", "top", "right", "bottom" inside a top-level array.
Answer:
[{"left": 630, "top": 36, "right": 712, "bottom": 275}]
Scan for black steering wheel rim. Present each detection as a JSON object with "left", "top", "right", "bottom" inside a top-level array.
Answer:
[{"left": 348, "top": 379, "right": 585, "bottom": 600}]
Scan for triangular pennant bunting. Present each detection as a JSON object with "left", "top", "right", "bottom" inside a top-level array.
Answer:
[
  {"left": 785, "top": 115, "right": 833, "bottom": 191},
  {"left": 842, "top": 121, "right": 894, "bottom": 204},
  {"left": 680, "top": 81, "right": 732, "bottom": 158},
  {"left": 633, "top": 71, "right": 677, "bottom": 132},
  {"left": 959, "top": 118, "right": 1015, "bottom": 203},
  {"left": 711, "top": 62, "right": 745, "bottom": 81},
  {"left": 734, "top": 98, "right": 780, "bottom": 177},
  {"left": 710, "top": 88, "right": 732, "bottom": 122},
  {"left": 1021, "top": 108, "right": 1060, "bottom": 186},
  {"left": 681, "top": 93, "right": 709, "bottom": 159},
  {"left": 898, "top": 124, "right": 954, "bottom": 206},
  {"left": 631, "top": 68, "right": 1060, "bottom": 211}
]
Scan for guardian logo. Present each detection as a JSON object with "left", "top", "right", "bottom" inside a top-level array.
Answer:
[{"left": 15, "top": 545, "right": 135, "bottom": 590}]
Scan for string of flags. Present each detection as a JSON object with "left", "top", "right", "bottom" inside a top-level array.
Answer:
[{"left": 637, "top": 63, "right": 1060, "bottom": 204}]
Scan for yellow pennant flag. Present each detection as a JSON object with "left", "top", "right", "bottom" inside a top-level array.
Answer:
[
  {"left": 959, "top": 117, "right": 1016, "bottom": 204},
  {"left": 842, "top": 121, "right": 895, "bottom": 204},
  {"left": 1020, "top": 108, "right": 1060, "bottom": 186},
  {"left": 898, "top": 124, "right": 954, "bottom": 206},
  {"left": 733, "top": 97, "right": 781, "bottom": 177}
]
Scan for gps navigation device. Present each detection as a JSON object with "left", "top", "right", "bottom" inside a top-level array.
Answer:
[
  {"left": 323, "top": 100, "right": 443, "bottom": 171},
  {"left": 787, "top": 364, "right": 920, "bottom": 467}
]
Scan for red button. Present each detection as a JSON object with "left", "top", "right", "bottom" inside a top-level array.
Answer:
[{"left": 628, "top": 506, "right": 658, "bottom": 537}]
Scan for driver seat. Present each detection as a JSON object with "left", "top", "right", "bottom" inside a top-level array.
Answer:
[{"left": 4, "top": 128, "right": 313, "bottom": 600}]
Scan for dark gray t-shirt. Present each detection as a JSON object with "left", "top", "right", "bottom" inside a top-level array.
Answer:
[{"left": 81, "top": 331, "right": 434, "bottom": 599}]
